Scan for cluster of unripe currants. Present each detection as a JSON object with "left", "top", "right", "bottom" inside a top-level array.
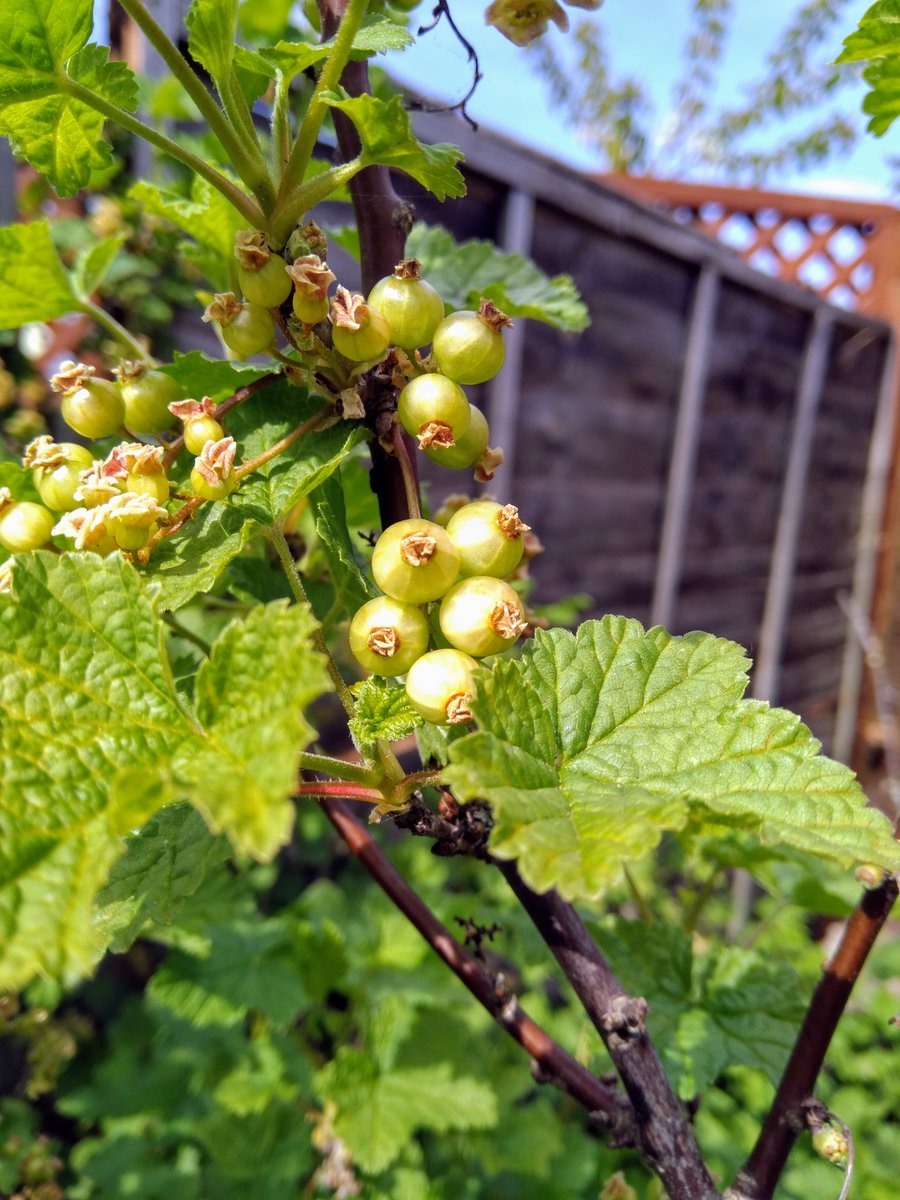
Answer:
[{"left": 349, "top": 500, "right": 531, "bottom": 726}]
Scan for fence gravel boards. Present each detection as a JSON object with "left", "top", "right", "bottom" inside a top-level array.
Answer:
[{"left": 405, "top": 114, "right": 897, "bottom": 760}]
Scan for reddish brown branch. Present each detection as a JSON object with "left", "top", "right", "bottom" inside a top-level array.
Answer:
[
  {"left": 296, "top": 782, "right": 384, "bottom": 802},
  {"left": 498, "top": 863, "right": 721, "bottom": 1200},
  {"left": 320, "top": 796, "right": 634, "bottom": 1135},
  {"left": 727, "top": 875, "right": 898, "bottom": 1200}
]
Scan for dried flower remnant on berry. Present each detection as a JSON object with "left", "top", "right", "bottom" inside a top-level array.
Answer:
[
  {"left": 202, "top": 292, "right": 242, "bottom": 326},
  {"left": 367, "top": 626, "right": 401, "bottom": 657},
  {"left": 330, "top": 285, "right": 372, "bottom": 332},
  {"left": 103, "top": 442, "right": 164, "bottom": 478},
  {"left": 106, "top": 491, "right": 167, "bottom": 530},
  {"left": 169, "top": 396, "right": 217, "bottom": 423},
  {"left": 23, "top": 436, "right": 67, "bottom": 471},
  {"left": 475, "top": 445, "right": 505, "bottom": 483},
  {"left": 490, "top": 600, "right": 529, "bottom": 640},
  {"left": 195, "top": 436, "right": 237, "bottom": 486},
  {"left": 52, "top": 506, "right": 113, "bottom": 551},
  {"left": 113, "top": 360, "right": 148, "bottom": 384},
  {"left": 497, "top": 504, "right": 530, "bottom": 539},
  {"left": 287, "top": 255, "right": 336, "bottom": 300},
  {"left": 74, "top": 463, "right": 121, "bottom": 507},
  {"left": 400, "top": 531, "right": 437, "bottom": 566},
  {"left": 50, "top": 360, "right": 97, "bottom": 396},
  {"left": 234, "top": 229, "right": 271, "bottom": 270},
  {"left": 476, "top": 298, "right": 514, "bottom": 332},
  {"left": 0, "top": 487, "right": 13, "bottom": 516},
  {"left": 417, "top": 421, "right": 455, "bottom": 450},
  {"left": 446, "top": 693, "right": 474, "bottom": 724}
]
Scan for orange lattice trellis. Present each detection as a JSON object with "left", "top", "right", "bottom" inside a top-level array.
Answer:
[{"left": 597, "top": 175, "right": 900, "bottom": 328}]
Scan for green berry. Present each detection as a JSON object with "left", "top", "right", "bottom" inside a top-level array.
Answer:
[
  {"left": 439, "top": 576, "right": 527, "bottom": 657},
  {"left": 405, "top": 648, "right": 479, "bottom": 725},
  {"left": 240, "top": 255, "right": 292, "bottom": 308},
  {"left": 117, "top": 366, "right": 179, "bottom": 434},
  {"left": 446, "top": 500, "right": 529, "bottom": 578},
  {"left": 368, "top": 260, "right": 445, "bottom": 349},
  {"left": 184, "top": 415, "right": 225, "bottom": 455},
  {"left": 126, "top": 470, "right": 169, "bottom": 505},
  {"left": 61, "top": 377, "right": 125, "bottom": 439},
  {"left": 32, "top": 443, "right": 94, "bottom": 512},
  {"left": 432, "top": 302, "right": 511, "bottom": 385},
  {"left": 371, "top": 518, "right": 460, "bottom": 603},
  {"left": 190, "top": 466, "right": 236, "bottom": 502},
  {"left": 423, "top": 404, "right": 489, "bottom": 469},
  {"left": 331, "top": 286, "right": 392, "bottom": 362},
  {"left": 0, "top": 499, "right": 55, "bottom": 553},
  {"left": 221, "top": 303, "right": 276, "bottom": 358},
  {"left": 349, "top": 595, "right": 430, "bottom": 675},
  {"left": 292, "top": 292, "right": 330, "bottom": 324},
  {"left": 398, "top": 374, "right": 470, "bottom": 451}
]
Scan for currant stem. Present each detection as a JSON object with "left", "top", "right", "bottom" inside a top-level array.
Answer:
[
  {"left": 391, "top": 422, "right": 422, "bottom": 520},
  {"left": 272, "top": 0, "right": 370, "bottom": 240},
  {"left": 116, "top": 0, "right": 274, "bottom": 207},
  {"left": 298, "top": 751, "right": 382, "bottom": 785},
  {"left": 61, "top": 78, "right": 264, "bottom": 228},
  {"left": 269, "top": 526, "right": 357, "bottom": 715},
  {"left": 79, "top": 299, "right": 153, "bottom": 363},
  {"left": 296, "top": 781, "right": 384, "bottom": 802},
  {"left": 234, "top": 405, "right": 334, "bottom": 479},
  {"left": 270, "top": 160, "right": 364, "bottom": 246},
  {"left": 161, "top": 610, "right": 212, "bottom": 654}
]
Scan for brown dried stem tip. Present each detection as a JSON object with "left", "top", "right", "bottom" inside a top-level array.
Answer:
[
  {"left": 203, "top": 293, "right": 241, "bottom": 327},
  {"left": 330, "top": 285, "right": 372, "bottom": 331},
  {"left": 234, "top": 230, "right": 271, "bottom": 271},
  {"left": 417, "top": 420, "right": 455, "bottom": 450},
  {"left": 491, "top": 601, "right": 529, "bottom": 641},
  {"left": 446, "top": 693, "right": 474, "bottom": 725},
  {"left": 367, "top": 626, "right": 400, "bottom": 657},
  {"left": 400, "top": 531, "right": 437, "bottom": 566},
  {"left": 50, "top": 360, "right": 94, "bottom": 394},
  {"left": 477, "top": 298, "right": 514, "bottom": 332},
  {"left": 392, "top": 258, "right": 424, "bottom": 281},
  {"left": 287, "top": 255, "right": 336, "bottom": 301},
  {"left": 113, "top": 360, "right": 148, "bottom": 384},
  {"left": 497, "top": 503, "right": 530, "bottom": 540}
]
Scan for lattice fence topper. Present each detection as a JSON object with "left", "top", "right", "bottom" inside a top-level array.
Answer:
[{"left": 598, "top": 175, "right": 900, "bottom": 317}]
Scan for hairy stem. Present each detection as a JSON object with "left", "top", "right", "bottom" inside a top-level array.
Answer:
[
  {"left": 728, "top": 876, "right": 898, "bottom": 1200},
  {"left": 273, "top": 0, "right": 369, "bottom": 228},
  {"left": 79, "top": 299, "right": 153, "bottom": 363},
  {"left": 270, "top": 160, "right": 364, "bottom": 245},
  {"left": 117, "top": 0, "right": 273, "bottom": 206},
  {"left": 298, "top": 751, "right": 382, "bottom": 785},
  {"left": 499, "top": 863, "right": 721, "bottom": 1200},
  {"left": 321, "top": 795, "right": 635, "bottom": 1135},
  {"left": 297, "top": 781, "right": 384, "bottom": 802},
  {"left": 62, "top": 78, "right": 263, "bottom": 227}
]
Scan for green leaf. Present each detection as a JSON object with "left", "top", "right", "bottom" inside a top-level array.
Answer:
[
  {"left": 309, "top": 471, "right": 377, "bottom": 618},
  {"left": 837, "top": 2, "right": 900, "bottom": 134},
  {"left": 186, "top": 0, "right": 238, "bottom": 82},
  {"left": 130, "top": 177, "right": 246, "bottom": 291},
  {"left": 0, "top": 554, "right": 330, "bottom": 988},
  {"left": 238, "top": 0, "right": 294, "bottom": 42},
  {"left": 406, "top": 223, "right": 590, "bottom": 333},
  {"left": 159, "top": 352, "right": 268, "bottom": 404},
  {"left": 184, "top": 598, "right": 330, "bottom": 855},
  {"left": 0, "top": 221, "right": 76, "bottom": 329},
  {"left": 148, "top": 920, "right": 309, "bottom": 1027},
  {"left": 143, "top": 503, "right": 263, "bottom": 613},
  {"left": 229, "top": 381, "right": 365, "bottom": 526},
  {"left": 445, "top": 617, "right": 900, "bottom": 903},
  {"left": 0, "top": 0, "right": 138, "bottom": 196},
  {"left": 95, "top": 805, "right": 230, "bottom": 952},
  {"left": 316, "top": 1048, "right": 497, "bottom": 1173},
  {"left": 323, "top": 92, "right": 465, "bottom": 201},
  {"left": 0, "top": 461, "right": 41, "bottom": 504},
  {"left": 256, "top": 17, "right": 414, "bottom": 83},
  {"left": 348, "top": 677, "right": 423, "bottom": 755},
  {"left": 71, "top": 233, "right": 127, "bottom": 300}
]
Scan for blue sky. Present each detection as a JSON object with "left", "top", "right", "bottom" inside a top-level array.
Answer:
[{"left": 388, "top": 0, "right": 894, "bottom": 201}]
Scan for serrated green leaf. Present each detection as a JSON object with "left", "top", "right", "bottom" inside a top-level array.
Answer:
[
  {"left": 446, "top": 617, "right": 900, "bottom": 903},
  {"left": 185, "top": 598, "right": 330, "bottom": 853},
  {"left": 256, "top": 17, "right": 414, "bottom": 83},
  {"left": 95, "top": 805, "right": 230, "bottom": 952},
  {"left": 837, "top": 2, "right": 900, "bottom": 134},
  {"left": 142, "top": 503, "right": 263, "bottom": 612},
  {"left": 0, "top": 554, "right": 330, "bottom": 988},
  {"left": 406, "top": 223, "right": 590, "bottom": 333},
  {"left": 309, "top": 471, "right": 377, "bottom": 619},
  {"left": 349, "top": 677, "right": 423, "bottom": 754},
  {"left": 323, "top": 92, "right": 465, "bottom": 201},
  {"left": 148, "top": 920, "right": 309, "bottom": 1027},
  {"left": 186, "top": 0, "right": 238, "bottom": 82},
  {"left": 0, "top": 461, "right": 41, "bottom": 503},
  {"left": 0, "top": 0, "right": 138, "bottom": 197},
  {"left": 316, "top": 1048, "right": 497, "bottom": 1173},
  {"left": 159, "top": 351, "right": 268, "bottom": 404},
  {"left": 0, "top": 221, "right": 76, "bottom": 328},
  {"left": 72, "top": 233, "right": 127, "bottom": 300},
  {"left": 130, "top": 177, "right": 246, "bottom": 291},
  {"left": 229, "top": 381, "right": 365, "bottom": 525}
]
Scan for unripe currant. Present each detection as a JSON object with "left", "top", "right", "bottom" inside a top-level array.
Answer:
[
  {"left": 191, "top": 436, "right": 238, "bottom": 502},
  {"left": 126, "top": 470, "right": 169, "bottom": 505},
  {"left": 368, "top": 259, "right": 445, "bottom": 350},
  {"left": 114, "top": 362, "right": 179, "bottom": 434},
  {"left": 0, "top": 490, "right": 55, "bottom": 553},
  {"left": 371, "top": 518, "right": 460, "bottom": 604},
  {"left": 24, "top": 437, "right": 94, "bottom": 512},
  {"left": 51, "top": 362, "right": 124, "bottom": 439},
  {"left": 287, "top": 255, "right": 335, "bottom": 325},
  {"left": 405, "top": 648, "right": 479, "bottom": 725},
  {"left": 169, "top": 398, "right": 225, "bottom": 454},
  {"left": 446, "top": 500, "right": 531, "bottom": 578},
  {"left": 330, "top": 286, "right": 391, "bottom": 362},
  {"left": 423, "top": 404, "right": 489, "bottom": 469},
  {"left": 349, "top": 595, "right": 430, "bottom": 675},
  {"left": 398, "top": 374, "right": 471, "bottom": 451},
  {"left": 235, "top": 232, "right": 293, "bottom": 308},
  {"left": 439, "top": 576, "right": 528, "bottom": 657},
  {"left": 203, "top": 293, "right": 275, "bottom": 358},
  {"left": 432, "top": 300, "right": 513, "bottom": 385}
]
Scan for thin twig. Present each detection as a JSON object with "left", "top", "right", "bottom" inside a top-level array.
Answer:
[
  {"left": 235, "top": 404, "right": 334, "bottom": 479},
  {"left": 391, "top": 421, "right": 422, "bottom": 519},
  {"left": 836, "top": 1115, "right": 855, "bottom": 1200},
  {"left": 161, "top": 610, "right": 212, "bottom": 654},
  {"left": 320, "top": 795, "right": 635, "bottom": 1136},
  {"left": 410, "top": 0, "right": 482, "bottom": 130},
  {"left": 297, "top": 781, "right": 384, "bottom": 802}
]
